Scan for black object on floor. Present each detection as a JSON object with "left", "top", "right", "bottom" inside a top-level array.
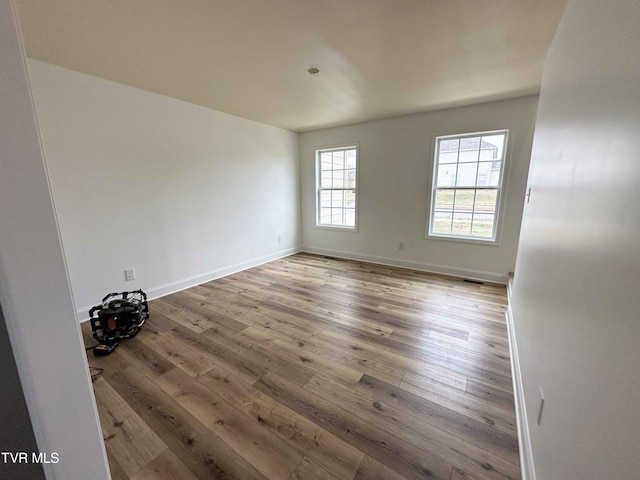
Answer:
[
  {"left": 89, "top": 290, "right": 149, "bottom": 356},
  {"left": 93, "top": 342, "right": 119, "bottom": 357}
]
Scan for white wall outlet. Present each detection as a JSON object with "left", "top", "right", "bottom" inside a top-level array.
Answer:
[
  {"left": 277, "top": 236, "right": 282, "bottom": 244},
  {"left": 537, "top": 387, "right": 545, "bottom": 425},
  {"left": 124, "top": 268, "right": 136, "bottom": 281},
  {"left": 398, "top": 241, "right": 405, "bottom": 251}
]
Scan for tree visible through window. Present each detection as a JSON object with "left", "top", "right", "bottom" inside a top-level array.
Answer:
[
  {"left": 316, "top": 145, "right": 357, "bottom": 229},
  {"left": 429, "top": 131, "right": 508, "bottom": 241}
]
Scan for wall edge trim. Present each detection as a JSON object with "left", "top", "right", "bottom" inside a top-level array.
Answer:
[
  {"left": 77, "top": 246, "right": 301, "bottom": 321},
  {"left": 506, "top": 300, "right": 536, "bottom": 480},
  {"left": 301, "top": 246, "right": 507, "bottom": 284}
]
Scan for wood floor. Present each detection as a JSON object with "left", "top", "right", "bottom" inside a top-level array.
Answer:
[{"left": 84, "top": 253, "right": 520, "bottom": 480}]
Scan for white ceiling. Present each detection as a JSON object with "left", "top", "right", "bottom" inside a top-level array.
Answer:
[{"left": 17, "top": 0, "right": 566, "bottom": 132}]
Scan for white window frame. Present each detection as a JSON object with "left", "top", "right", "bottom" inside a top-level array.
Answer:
[
  {"left": 315, "top": 143, "right": 359, "bottom": 231},
  {"left": 427, "top": 130, "right": 509, "bottom": 245}
]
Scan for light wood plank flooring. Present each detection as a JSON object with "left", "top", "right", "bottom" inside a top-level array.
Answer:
[{"left": 84, "top": 253, "right": 520, "bottom": 480}]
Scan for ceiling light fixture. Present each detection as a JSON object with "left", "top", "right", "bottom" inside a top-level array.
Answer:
[{"left": 307, "top": 67, "right": 319, "bottom": 76}]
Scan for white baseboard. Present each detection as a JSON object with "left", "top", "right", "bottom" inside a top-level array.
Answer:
[
  {"left": 506, "top": 302, "right": 536, "bottom": 480},
  {"left": 77, "top": 246, "right": 301, "bottom": 321},
  {"left": 302, "top": 246, "right": 507, "bottom": 284}
]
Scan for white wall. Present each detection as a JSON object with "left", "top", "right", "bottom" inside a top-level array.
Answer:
[
  {"left": 300, "top": 96, "right": 538, "bottom": 282},
  {"left": 27, "top": 59, "right": 300, "bottom": 318},
  {"left": 511, "top": 1, "right": 640, "bottom": 478},
  {"left": 0, "top": 2, "right": 109, "bottom": 478}
]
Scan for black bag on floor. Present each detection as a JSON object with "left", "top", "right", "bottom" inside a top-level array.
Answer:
[{"left": 88, "top": 290, "right": 149, "bottom": 355}]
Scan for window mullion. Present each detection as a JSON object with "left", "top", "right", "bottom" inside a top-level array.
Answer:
[
  {"left": 342, "top": 191, "right": 346, "bottom": 225},
  {"left": 470, "top": 189, "right": 478, "bottom": 235}
]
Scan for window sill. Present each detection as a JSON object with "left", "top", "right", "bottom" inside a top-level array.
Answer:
[
  {"left": 315, "top": 225, "right": 358, "bottom": 233},
  {"left": 426, "top": 233, "right": 500, "bottom": 246}
]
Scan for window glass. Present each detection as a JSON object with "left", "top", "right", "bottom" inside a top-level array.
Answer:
[
  {"left": 316, "top": 146, "right": 358, "bottom": 229},
  {"left": 428, "top": 131, "right": 508, "bottom": 241}
]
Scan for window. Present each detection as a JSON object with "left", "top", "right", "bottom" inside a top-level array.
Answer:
[
  {"left": 316, "top": 145, "right": 358, "bottom": 229},
  {"left": 428, "top": 130, "right": 508, "bottom": 242}
]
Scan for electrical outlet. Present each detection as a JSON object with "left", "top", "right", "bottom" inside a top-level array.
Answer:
[
  {"left": 537, "top": 388, "right": 545, "bottom": 425},
  {"left": 398, "top": 241, "right": 405, "bottom": 251},
  {"left": 277, "top": 236, "right": 282, "bottom": 244},
  {"left": 124, "top": 268, "right": 136, "bottom": 281}
]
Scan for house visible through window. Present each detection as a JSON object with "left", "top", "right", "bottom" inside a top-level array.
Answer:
[
  {"left": 428, "top": 130, "right": 508, "bottom": 242},
  {"left": 316, "top": 145, "right": 357, "bottom": 229}
]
